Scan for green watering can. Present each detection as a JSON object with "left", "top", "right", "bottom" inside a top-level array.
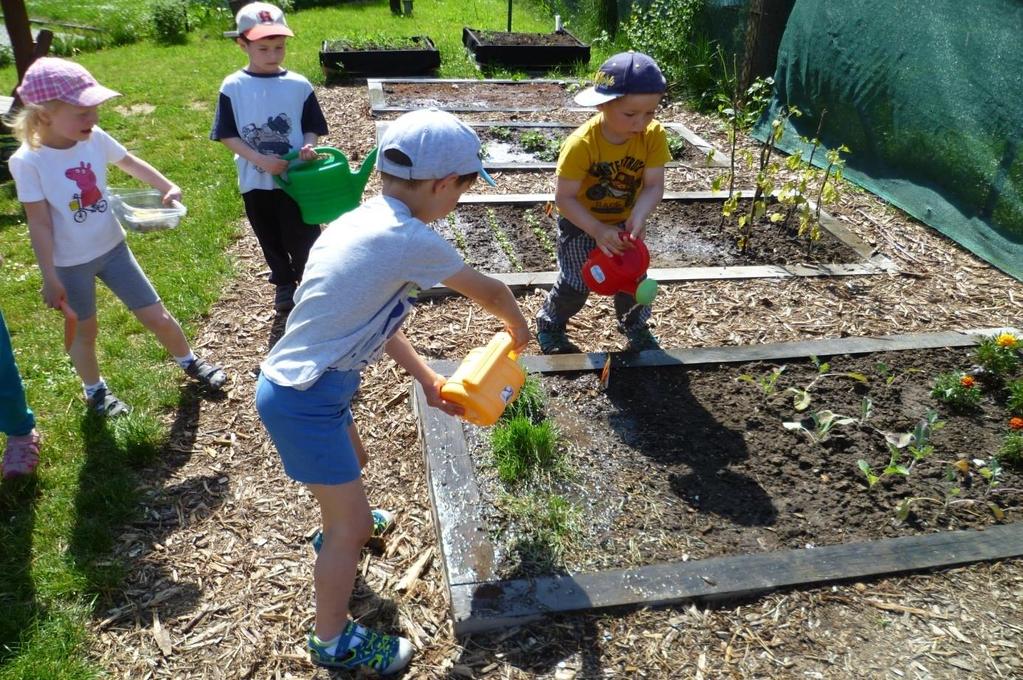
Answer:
[{"left": 274, "top": 146, "right": 378, "bottom": 224}]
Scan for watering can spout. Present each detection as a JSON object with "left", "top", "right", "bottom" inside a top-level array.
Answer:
[{"left": 274, "top": 146, "right": 379, "bottom": 225}]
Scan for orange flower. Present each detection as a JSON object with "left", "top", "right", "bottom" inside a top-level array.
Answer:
[
  {"left": 1010, "top": 417, "right": 1023, "bottom": 431},
  {"left": 959, "top": 375, "right": 976, "bottom": 388},
  {"left": 996, "top": 332, "right": 1018, "bottom": 348}
]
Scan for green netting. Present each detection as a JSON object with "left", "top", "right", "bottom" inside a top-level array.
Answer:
[{"left": 754, "top": 0, "right": 1023, "bottom": 280}]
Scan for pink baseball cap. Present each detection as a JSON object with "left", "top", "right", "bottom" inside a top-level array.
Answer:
[
  {"left": 236, "top": 2, "right": 294, "bottom": 40},
  {"left": 16, "top": 57, "right": 120, "bottom": 107}
]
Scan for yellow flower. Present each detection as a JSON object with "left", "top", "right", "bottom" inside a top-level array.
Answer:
[{"left": 996, "top": 332, "right": 1018, "bottom": 348}]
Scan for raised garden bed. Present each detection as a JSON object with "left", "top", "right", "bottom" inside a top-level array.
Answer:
[
  {"left": 320, "top": 36, "right": 440, "bottom": 80},
  {"left": 367, "top": 78, "right": 593, "bottom": 115},
  {"left": 462, "top": 27, "right": 589, "bottom": 70},
  {"left": 375, "top": 120, "right": 728, "bottom": 170},
  {"left": 413, "top": 328, "right": 1023, "bottom": 633},
  {"left": 420, "top": 192, "right": 895, "bottom": 296}
]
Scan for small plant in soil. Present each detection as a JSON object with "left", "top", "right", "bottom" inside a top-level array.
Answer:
[
  {"left": 666, "top": 130, "right": 687, "bottom": 160},
  {"left": 447, "top": 213, "right": 468, "bottom": 257},
  {"left": 325, "top": 34, "right": 424, "bottom": 51},
  {"left": 1007, "top": 380, "right": 1023, "bottom": 415},
  {"left": 498, "top": 492, "right": 577, "bottom": 554},
  {"left": 485, "top": 208, "right": 522, "bottom": 271},
  {"left": 523, "top": 209, "right": 556, "bottom": 262},
  {"left": 737, "top": 364, "right": 785, "bottom": 399},
  {"left": 518, "top": 130, "right": 561, "bottom": 163},
  {"left": 490, "top": 126, "right": 513, "bottom": 142},
  {"left": 974, "top": 331, "right": 1021, "bottom": 378},
  {"left": 931, "top": 372, "right": 983, "bottom": 411},
  {"left": 785, "top": 409, "right": 856, "bottom": 443},
  {"left": 999, "top": 418, "right": 1023, "bottom": 466},
  {"left": 490, "top": 415, "right": 560, "bottom": 484}
]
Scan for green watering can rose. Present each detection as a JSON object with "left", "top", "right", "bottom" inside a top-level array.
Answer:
[{"left": 274, "top": 146, "right": 378, "bottom": 224}]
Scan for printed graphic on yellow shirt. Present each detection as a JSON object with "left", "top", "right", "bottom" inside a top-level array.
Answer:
[{"left": 583, "top": 156, "right": 645, "bottom": 216}]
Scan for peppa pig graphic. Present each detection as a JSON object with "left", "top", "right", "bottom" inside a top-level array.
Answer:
[{"left": 64, "top": 162, "right": 108, "bottom": 223}]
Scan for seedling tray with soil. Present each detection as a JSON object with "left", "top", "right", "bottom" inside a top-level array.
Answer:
[
  {"left": 422, "top": 192, "right": 895, "bottom": 296},
  {"left": 367, "top": 78, "right": 593, "bottom": 114},
  {"left": 375, "top": 120, "right": 728, "bottom": 170},
  {"left": 413, "top": 329, "right": 1023, "bottom": 633}
]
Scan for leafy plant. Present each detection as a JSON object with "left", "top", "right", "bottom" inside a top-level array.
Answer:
[
  {"left": 446, "top": 213, "right": 467, "bottom": 256},
  {"left": 974, "top": 332, "right": 1021, "bottom": 377},
  {"left": 666, "top": 130, "right": 687, "bottom": 160},
  {"left": 737, "top": 365, "right": 785, "bottom": 398},
  {"left": 1007, "top": 380, "right": 1023, "bottom": 415},
  {"left": 150, "top": 0, "right": 189, "bottom": 45},
  {"left": 784, "top": 409, "right": 855, "bottom": 443},
  {"left": 485, "top": 208, "right": 522, "bottom": 271},
  {"left": 523, "top": 209, "right": 556, "bottom": 262},
  {"left": 518, "top": 130, "right": 560, "bottom": 162},
  {"left": 931, "top": 371, "right": 982, "bottom": 410},
  {"left": 491, "top": 416, "right": 560, "bottom": 484},
  {"left": 490, "top": 125, "right": 513, "bottom": 142},
  {"left": 998, "top": 418, "right": 1023, "bottom": 466}
]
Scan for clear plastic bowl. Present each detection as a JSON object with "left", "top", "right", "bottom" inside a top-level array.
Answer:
[{"left": 109, "top": 188, "right": 187, "bottom": 233}]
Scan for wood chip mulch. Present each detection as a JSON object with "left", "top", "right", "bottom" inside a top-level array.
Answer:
[{"left": 90, "top": 84, "right": 1023, "bottom": 679}]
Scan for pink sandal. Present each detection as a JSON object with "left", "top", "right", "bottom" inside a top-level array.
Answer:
[{"left": 2, "top": 430, "right": 40, "bottom": 479}]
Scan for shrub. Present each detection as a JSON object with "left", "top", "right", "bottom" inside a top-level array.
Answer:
[
  {"left": 151, "top": 0, "right": 189, "bottom": 45},
  {"left": 999, "top": 430, "right": 1023, "bottom": 467},
  {"left": 1007, "top": 379, "right": 1023, "bottom": 415}
]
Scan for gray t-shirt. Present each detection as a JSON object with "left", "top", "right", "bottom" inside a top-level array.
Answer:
[{"left": 260, "top": 195, "right": 464, "bottom": 389}]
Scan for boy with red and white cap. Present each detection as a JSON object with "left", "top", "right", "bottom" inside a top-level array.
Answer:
[
  {"left": 211, "top": 2, "right": 329, "bottom": 312},
  {"left": 536, "top": 51, "right": 670, "bottom": 354}
]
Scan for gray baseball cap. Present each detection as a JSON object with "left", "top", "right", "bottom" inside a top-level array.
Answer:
[{"left": 377, "top": 108, "right": 496, "bottom": 186}]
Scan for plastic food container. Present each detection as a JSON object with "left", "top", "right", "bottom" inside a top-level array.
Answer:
[{"left": 109, "top": 188, "right": 187, "bottom": 233}]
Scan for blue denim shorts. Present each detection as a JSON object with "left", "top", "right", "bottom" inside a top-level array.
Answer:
[
  {"left": 56, "top": 240, "right": 160, "bottom": 321},
  {"left": 255, "top": 369, "right": 361, "bottom": 485}
]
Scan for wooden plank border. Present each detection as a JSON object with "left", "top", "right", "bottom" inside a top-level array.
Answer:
[
  {"left": 418, "top": 191, "right": 897, "bottom": 298},
  {"left": 367, "top": 78, "right": 595, "bottom": 115},
  {"left": 374, "top": 121, "right": 729, "bottom": 169},
  {"left": 415, "top": 328, "right": 1022, "bottom": 635}
]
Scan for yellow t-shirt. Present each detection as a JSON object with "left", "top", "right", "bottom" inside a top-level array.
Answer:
[{"left": 555, "top": 115, "right": 671, "bottom": 225}]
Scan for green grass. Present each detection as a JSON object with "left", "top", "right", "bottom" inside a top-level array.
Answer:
[
  {"left": 0, "top": 1, "right": 620, "bottom": 676},
  {"left": 491, "top": 415, "right": 560, "bottom": 483}
]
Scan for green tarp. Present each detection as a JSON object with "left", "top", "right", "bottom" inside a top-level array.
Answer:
[{"left": 756, "top": 0, "right": 1023, "bottom": 280}]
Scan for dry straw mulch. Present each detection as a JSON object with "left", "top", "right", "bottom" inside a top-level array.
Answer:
[{"left": 91, "top": 84, "right": 1023, "bottom": 679}]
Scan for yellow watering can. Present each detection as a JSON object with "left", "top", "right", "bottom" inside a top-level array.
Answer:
[
  {"left": 274, "top": 146, "right": 378, "bottom": 224},
  {"left": 441, "top": 332, "right": 526, "bottom": 426}
]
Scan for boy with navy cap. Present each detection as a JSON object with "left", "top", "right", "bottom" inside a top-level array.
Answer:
[
  {"left": 537, "top": 51, "right": 670, "bottom": 354},
  {"left": 255, "top": 108, "right": 529, "bottom": 673}
]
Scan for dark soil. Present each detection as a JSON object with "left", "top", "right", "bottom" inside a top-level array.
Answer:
[
  {"left": 434, "top": 199, "right": 860, "bottom": 274},
  {"left": 465, "top": 346, "right": 1023, "bottom": 578},
  {"left": 477, "top": 125, "right": 704, "bottom": 166},
  {"left": 471, "top": 30, "right": 584, "bottom": 47},
  {"left": 380, "top": 81, "right": 581, "bottom": 110}
]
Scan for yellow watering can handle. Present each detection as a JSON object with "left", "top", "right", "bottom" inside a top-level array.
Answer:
[{"left": 493, "top": 332, "right": 518, "bottom": 360}]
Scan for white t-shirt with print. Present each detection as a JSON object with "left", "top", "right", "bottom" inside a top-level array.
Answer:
[{"left": 9, "top": 127, "right": 127, "bottom": 267}]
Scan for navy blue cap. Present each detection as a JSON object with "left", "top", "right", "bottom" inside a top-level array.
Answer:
[{"left": 574, "top": 51, "right": 666, "bottom": 106}]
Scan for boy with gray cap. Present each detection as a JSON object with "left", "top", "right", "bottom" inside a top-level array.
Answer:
[
  {"left": 256, "top": 108, "right": 529, "bottom": 674},
  {"left": 537, "top": 51, "right": 670, "bottom": 354}
]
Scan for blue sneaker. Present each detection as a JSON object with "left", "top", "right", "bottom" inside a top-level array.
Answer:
[
  {"left": 311, "top": 509, "right": 394, "bottom": 554},
  {"left": 308, "top": 620, "right": 413, "bottom": 674}
]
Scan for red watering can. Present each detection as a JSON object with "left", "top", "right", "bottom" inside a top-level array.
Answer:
[{"left": 581, "top": 233, "right": 658, "bottom": 305}]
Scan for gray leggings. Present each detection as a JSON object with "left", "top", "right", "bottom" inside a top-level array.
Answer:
[{"left": 536, "top": 218, "right": 651, "bottom": 333}]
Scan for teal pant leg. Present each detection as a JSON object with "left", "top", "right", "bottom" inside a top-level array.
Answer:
[{"left": 0, "top": 310, "right": 35, "bottom": 437}]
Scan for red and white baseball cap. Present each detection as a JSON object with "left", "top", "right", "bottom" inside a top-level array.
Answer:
[
  {"left": 16, "top": 57, "right": 120, "bottom": 107},
  {"left": 236, "top": 2, "right": 294, "bottom": 40}
]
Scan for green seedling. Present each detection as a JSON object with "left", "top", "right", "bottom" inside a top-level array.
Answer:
[
  {"left": 859, "top": 396, "right": 874, "bottom": 425},
  {"left": 666, "top": 130, "right": 687, "bottom": 160},
  {"left": 784, "top": 409, "right": 855, "bottom": 443},
  {"left": 782, "top": 359, "right": 867, "bottom": 412},
  {"left": 486, "top": 207, "right": 522, "bottom": 272},
  {"left": 737, "top": 365, "right": 786, "bottom": 398},
  {"left": 447, "top": 213, "right": 468, "bottom": 256},
  {"left": 523, "top": 209, "right": 556, "bottom": 262},
  {"left": 490, "top": 125, "right": 513, "bottom": 141},
  {"left": 518, "top": 130, "right": 561, "bottom": 162},
  {"left": 857, "top": 459, "right": 880, "bottom": 489},
  {"left": 1007, "top": 380, "right": 1023, "bottom": 416}
]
